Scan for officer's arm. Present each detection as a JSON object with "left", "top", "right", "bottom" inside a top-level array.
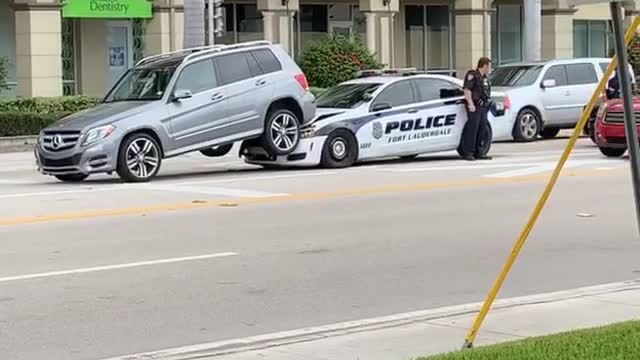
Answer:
[
  {"left": 463, "top": 89, "right": 473, "bottom": 107},
  {"left": 463, "top": 73, "right": 475, "bottom": 107}
]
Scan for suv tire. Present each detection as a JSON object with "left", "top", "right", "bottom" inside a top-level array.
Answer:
[
  {"left": 599, "top": 147, "right": 627, "bottom": 157},
  {"left": 321, "top": 129, "right": 358, "bottom": 168},
  {"left": 262, "top": 108, "right": 301, "bottom": 156},
  {"left": 55, "top": 174, "right": 89, "bottom": 182},
  {"left": 200, "top": 144, "right": 233, "bottom": 157},
  {"left": 116, "top": 133, "right": 163, "bottom": 183},
  {"left": 540, "top": 127, "right": 560, "bottom": 139},
  {"left": 513, "top": 108, "right": 540, "bottom": 142}
]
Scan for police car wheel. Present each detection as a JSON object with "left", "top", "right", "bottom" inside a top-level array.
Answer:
[
  {"left": 262, "top": 109, "right": 301, "bottom": 156},
  {"left": 321, "top": 129, "right": 357, "bottom": 168},
  {"left": 200, "top": 143, "right": 233, "bottom": 157},
  {"left": 513, "top": 109, "right": 540, "bottom": 142}
]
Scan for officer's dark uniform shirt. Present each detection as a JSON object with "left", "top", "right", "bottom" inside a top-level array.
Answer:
[{"left": 463, "top": 69, "right": 491, "bottom": 107}]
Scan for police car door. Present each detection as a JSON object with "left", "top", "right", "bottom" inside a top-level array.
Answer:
[
  {"left": 362, "top": 79, "right": 420, "bottom": 158},
  {"left": 410, "top": 77, "right": 466, "bottom": 152}
]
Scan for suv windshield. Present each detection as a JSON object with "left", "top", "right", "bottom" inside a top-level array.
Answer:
[
  {"left": 316, "top": 83, "right": 381, "bottom": 109},
  {"left": 106, "top": 67, "right": 177, "bottom": 102},
  {"left": 490, "top": 65, "right": 543, "bottom": 87}
]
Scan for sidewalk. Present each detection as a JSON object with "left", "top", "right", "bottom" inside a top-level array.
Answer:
[{"left": 112, "top": 280, "right": 640, "bottom": 360}]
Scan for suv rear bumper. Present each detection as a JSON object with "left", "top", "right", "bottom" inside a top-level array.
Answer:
[
  {"left": 300, "top": 92, "right": 317, "bottom": 125},
  {"left": 35, "top": 139, "right": 119, "bottom": 176}
]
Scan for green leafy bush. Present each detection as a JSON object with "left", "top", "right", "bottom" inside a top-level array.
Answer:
[
  {"left": 0, "top": 112, "right": 71, "bottom": 137},
  {"left": 299, "top": 34, "right": 384, "bottom": 89},
  {"left": 0, "top": 57, "right": 8, "bottom": 92},
  {"left": 628, "top": 33, "right": 640, "bottom": 76},
  {"left": 0, "top": 96, "right": 101, "bottom": 114}
]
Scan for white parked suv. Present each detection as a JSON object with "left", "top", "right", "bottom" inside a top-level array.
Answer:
[{"left": 490, "top": 58, "right": 634, "bottom": 142}]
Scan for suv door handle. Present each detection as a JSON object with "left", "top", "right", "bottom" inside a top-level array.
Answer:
[
  {"left": 211, "top": 93, "right": 223, "bottom": 102},
  {"left": 255, "top": 79, "right": 267, "bottom": 86}
]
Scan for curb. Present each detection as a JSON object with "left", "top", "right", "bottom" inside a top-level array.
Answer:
[
  {"left": 0, "top": 136, "right": 36, "bottom": 153},
  {"left": 102, "top": 279, "right": 640, "bottom": 360}
]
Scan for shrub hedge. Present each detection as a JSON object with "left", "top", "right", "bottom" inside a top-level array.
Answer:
[
  {"left": 0, "top": 95, "right": 101, "bottom": 114},
  {"left": 299, "top": 34, "right": 384, "bottom": 89},
  {"left": 0, "top": 112, "right": 71, "bottom": 137}
]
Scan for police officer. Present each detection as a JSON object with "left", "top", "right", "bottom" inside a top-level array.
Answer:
[{"left": 460, "top": 57, "right": 492, "bottom": 161}]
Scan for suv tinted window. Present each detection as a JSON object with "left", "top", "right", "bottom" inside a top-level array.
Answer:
[
  {"left": 175, "top": 60, "right": 217, "bottom": 94},
  {"left": 413, "top": 78, "right": 461, "bottom": 101},
  {"left": 566, "top": 63, "right": 597, "bottom": 85},
  {"left": 215, "top": 52, "right": 259, "bottom": 85},
  {"left": 251, "top": 49, "right": 282, "bottom": 73},
  {"left": 543, "top": 65, "right": 568, "bottom": 86},
  {"left": 372, "top": 80, "right": 415, "bottom": 108}
]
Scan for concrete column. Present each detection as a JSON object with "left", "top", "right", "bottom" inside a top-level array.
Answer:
[
  {"left": 12, "top": 1, "right": 63, "bottom": 97},
  {"left": 524, "top": 0, "right": 542, "bottom": 62},
  {"left": 364, "top": 12, "right": 377, "bottom": 55},
  {"left": 455, "top": 0, "right": 488, "bottom": 78},
  {"left": 147, "top": 0, "right": 185, "bottom": 55},
  {"left": 77, "top": 20, "right": 108, "bottom": 96},
  {"left": 258, "top": 0, "right": 298, "bottom": 55},
  {"left": 359, "top": 0, "right": 399, "bottom": 67},
  {"left": 541, "top": 8, "right": 575, "bottom": 59},
  {"left": 183, "top": 0, "right": 204, "bottom": 48}
]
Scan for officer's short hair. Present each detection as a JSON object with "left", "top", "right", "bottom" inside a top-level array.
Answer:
[{"left": 477, "top": 57, "right": 492, "bottom": 69}]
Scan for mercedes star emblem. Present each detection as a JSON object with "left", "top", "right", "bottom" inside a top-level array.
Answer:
[{"left": 51, "top": 135, "right": 63, "bottom": 149}]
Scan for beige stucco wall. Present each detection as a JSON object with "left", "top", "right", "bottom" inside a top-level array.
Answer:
[
  {"left": 542, "top": 13, "right": 573, "bottom": 59},
  {"left": 77, "top": 20, "right": 108, "bottom": 97},
  {"left": 573, "top": 4, "right": 611, "bottom": 20}
]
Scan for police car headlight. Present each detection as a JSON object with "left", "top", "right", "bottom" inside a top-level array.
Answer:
[{"left": 301, "top": 125, "right": 316, "bottom": 139}]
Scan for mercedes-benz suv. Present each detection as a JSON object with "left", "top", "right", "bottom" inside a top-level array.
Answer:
[{"left": 35, "top": 41, "right": 316, "bottom": 182}]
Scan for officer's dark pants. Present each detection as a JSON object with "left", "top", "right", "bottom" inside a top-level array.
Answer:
[{"left": 460, "top": 106, "right": 490, "bottom": 157}]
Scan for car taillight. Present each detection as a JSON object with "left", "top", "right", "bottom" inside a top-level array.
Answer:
[
  {"left": 503, "top": 96, "right": 511, "bottom": 110},
  {"left": 295, "top": 73, "right": 309, "bottom": 91}
]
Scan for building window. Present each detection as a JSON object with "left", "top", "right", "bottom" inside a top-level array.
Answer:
[
  {"left": 573, "top": 20, "right": 611, "bottom": 58},
  {"left": 491, "top": 5, "right": 523, "bottom": 65},
  {"left": 404, "top": 5, "right": 452, "bottom": 72},
  {"left": 61, "top": 18, "right": 77, "bottom": 96},
  {"left": 209, "top": 3, "right": 263, "bottom": 45},
  {"left": 0, "top": 0, "right": 16, "bottom": 97}
]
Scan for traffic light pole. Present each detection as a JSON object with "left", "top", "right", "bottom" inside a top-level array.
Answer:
[{"left": 610, "top": 1, "right": 640, "bottom": 234}]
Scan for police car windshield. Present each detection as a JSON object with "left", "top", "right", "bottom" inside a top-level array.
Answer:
[
  {"left": 316, "top": 83, "right": 381, "bottom": 109},
  {"left": 490, "top": 65, "right": 543, "bottom": 87}
]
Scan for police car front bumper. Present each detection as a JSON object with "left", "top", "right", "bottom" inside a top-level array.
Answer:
[{"left": 242, "top": 136, "right": 327, "bottom": 167}]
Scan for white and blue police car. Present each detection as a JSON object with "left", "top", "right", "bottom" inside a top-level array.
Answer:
[{"left": 241, "top": 68, "right": 511, "bottom": 168}]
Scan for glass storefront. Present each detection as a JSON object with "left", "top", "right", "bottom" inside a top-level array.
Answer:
[
  {"left": 405, "top": 4, "right": 451, "bottom": 71},
  {"left": 210, "top": 2, "right": 264, "bottom": 45},
  {"left": 573, "top": 20, "right": 611, "bottom": 58},
  {"left": 491, "top": 4, "right": 523, "bottom": 65},
  {"left": 0, "top": 0, "right": 16, "bottom": 97}
]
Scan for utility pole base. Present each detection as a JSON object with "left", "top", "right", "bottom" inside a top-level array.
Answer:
[{"left": 462, "top": 340, "right": 474, "bottom": 349}]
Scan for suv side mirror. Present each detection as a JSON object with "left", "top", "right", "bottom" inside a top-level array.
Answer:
[
  {"left": 541, "top": 79, "right": 556, "bottom": 89},
  {"left": 372, "top": 102, "right": 392, "bottom": 112},
  {"left": 172, "top": 89, "right": 193, "bottom": 101}
]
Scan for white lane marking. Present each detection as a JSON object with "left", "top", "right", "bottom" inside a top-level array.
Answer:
[
  {"left": 99, "top": 279, "right": 640, "bottom": 360},
  {"left": 145, "top": 185, "right": 288, "bottom": 198},
  {"left": 0, "top": 166, "right": 37, "bottom": 173},
  {"left": 484, "top": 159, "right": 617, "bottom": 178},
  {"left": 171, "top": 168, "right": 365, "bottom": 186},
  {"left": 0, "top": 187, "right": 122, "bottom": 199},
  {"left": 0, "top": 252, "right": 238, "bottom": 284},
  {"left": 381, "top": 162, "right": 543, "bottom": 173}
]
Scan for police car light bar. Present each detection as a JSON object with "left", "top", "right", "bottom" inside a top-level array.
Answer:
[{"left": 355, "top": 68, "right": 423, "bottom": 78}]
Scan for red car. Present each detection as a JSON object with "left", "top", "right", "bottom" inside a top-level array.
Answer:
[{"left": 595, "top": 96, "right": 640, "bottom": 157}]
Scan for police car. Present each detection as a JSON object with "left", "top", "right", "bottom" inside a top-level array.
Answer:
[{"left": 241, "top": 69, "right": 511, "bottom": 168}]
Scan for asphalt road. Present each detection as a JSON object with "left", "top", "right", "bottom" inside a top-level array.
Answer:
[{"left": 1, "top": 135, "right": 639, "bottom": 360}]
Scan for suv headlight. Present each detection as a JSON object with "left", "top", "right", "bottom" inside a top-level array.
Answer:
[{"left": 83, "top": 125, "right": 115, "bottom": 146}]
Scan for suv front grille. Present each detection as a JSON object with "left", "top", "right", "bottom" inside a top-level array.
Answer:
[
  {"left": 39, "top": 154, "right": 82, "bottom": 167},
  {"left": 42, "top": 130, "right": 82, "bottom": 152},
  {"left": 604, "top": 112, "right": 640, "bottom": 124}
]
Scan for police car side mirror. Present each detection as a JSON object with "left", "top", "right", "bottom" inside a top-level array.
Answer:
[
  {"left": 372, "top": 103, "right": 392, "bottom": 112},
  {"left": 541, "top": 79, "right": 556, "bottom": 89}
]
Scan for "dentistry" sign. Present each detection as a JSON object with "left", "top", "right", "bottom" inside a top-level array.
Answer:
[{"left": 62, "top": 0, "right": 152, "bottom": 18}]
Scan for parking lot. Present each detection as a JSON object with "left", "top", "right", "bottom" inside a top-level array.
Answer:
[{"left": 1, "top": 134, "right": 640, "bottom": 360}]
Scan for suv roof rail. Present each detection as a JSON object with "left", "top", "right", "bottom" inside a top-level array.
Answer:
[
  {"left": 135, "top": 41, "right": 273, "bottom": 67},
  {"left": 183, "top": 40, "right": 273, "bottom": 63}
]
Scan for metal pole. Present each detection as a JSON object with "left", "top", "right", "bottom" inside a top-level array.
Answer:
[
  {"left": 610, "top": 0, "right": 640, "bottom": 234},
  {"left": 208, "top": 0, "right": 215, "bottom": 45},
  {"left": 523, "top": 0, "right": 541, "bottom": 61}
]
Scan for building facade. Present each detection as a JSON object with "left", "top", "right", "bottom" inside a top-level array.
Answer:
[{"left": 0, "top": 0, "right": 638, "bottom": 98}]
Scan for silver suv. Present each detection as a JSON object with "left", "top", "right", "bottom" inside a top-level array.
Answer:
[{"left": 35, "top": 41, "right": 316, "bottom": 182}]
